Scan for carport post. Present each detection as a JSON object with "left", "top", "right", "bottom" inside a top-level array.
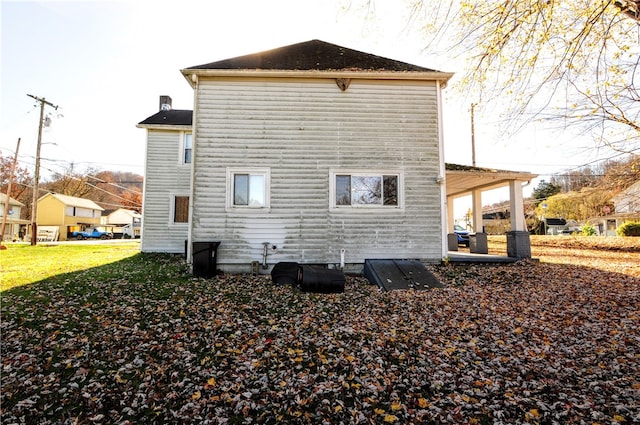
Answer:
[
  {"left": 472, "top": 189, "right": 483, "bottom": 233},
  {"left": 507, "top": 180, "right": 532, "bottom": 258}
]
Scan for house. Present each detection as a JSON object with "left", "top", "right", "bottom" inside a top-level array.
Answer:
[
  {"left": 36, "top": 193, "right": 104, "bottom": 241},
  {"left": 138, "top": 40, "right": 534, "bottom": 273},
  {"left": 103, "top": 208, "right": 142, "bottom": 238},
  {"left": 105, "top": 208, "right": 142, "bottom": 238},
  {"left": 0, "top": 193, "right": 30, "bottom": 241},
  {"left": 137, "top": 97, "right": 192, "bottom": 252},
  {"left": 613, "top": 180, "right": 640, "bottom": 213},
  {"left": 586, "top": 181, "right": 640, "bottom": 235}
]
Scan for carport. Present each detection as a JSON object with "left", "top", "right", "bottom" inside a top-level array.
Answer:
[{"left": 445, "top": 163, "right": 537, "bottom": 259}]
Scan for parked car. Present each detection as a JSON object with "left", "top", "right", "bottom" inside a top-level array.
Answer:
[
  {"left": 454, "top": 224, "right": 470, "bottom": 247},
  {"left": 71, "top": 228, "right": 114, "bottom": 240}
]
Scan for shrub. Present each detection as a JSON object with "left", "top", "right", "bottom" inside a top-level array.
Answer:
[
  {"left": 617, "top": 221, "right": 640, "bottom": 236},
  {"left": 581, "top": 222, "right": 597, "bottom": 236}
]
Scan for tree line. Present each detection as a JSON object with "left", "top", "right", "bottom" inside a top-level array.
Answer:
[{"left": 1, "top": 151, "right": 142, "bottom": 220}]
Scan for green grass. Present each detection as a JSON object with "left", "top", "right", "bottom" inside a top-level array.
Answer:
[{"left": 0, "top": 242, "right": 141, "bottom": 291}]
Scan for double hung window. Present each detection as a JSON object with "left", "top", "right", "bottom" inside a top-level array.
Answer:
[
  {"left": 183, "top": 133, "right": 192, "bottom": 164},
  {"left": 227, "top": 168, "right": 270, "bottom": 210}
]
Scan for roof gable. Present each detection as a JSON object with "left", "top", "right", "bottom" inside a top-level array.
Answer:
[
  {"left": 109, "top": 208, "right": 142, "bottom": 218},
  {"left": 0, "top": 193, "right": 24, "bottom": 207},
  {"left": 186, "top": 39, "right": 439, "bottom": 72},
  {"left": 40, "top": 193, "right": 104, "bottom": 211}
]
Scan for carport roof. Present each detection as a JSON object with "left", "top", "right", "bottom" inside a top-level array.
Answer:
[{"left": 445, "top": 163, "right": 537, "bottom": 198}]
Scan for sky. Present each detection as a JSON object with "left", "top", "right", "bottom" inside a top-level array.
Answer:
[{"left": 1, "top": 0, "right": 620, "bottom": 216}]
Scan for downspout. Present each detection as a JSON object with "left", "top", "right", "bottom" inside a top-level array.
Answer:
[
  {"left": 436, "top": 80, "right": 448, "bottom": 259},
  {"left": 186, "top": 73, "right": 199, "bottom": 267},
  {"left": 262, "top": 242, "right": 269, "bottom": 269}
]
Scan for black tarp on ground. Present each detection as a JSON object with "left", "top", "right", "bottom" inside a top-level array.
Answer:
[{"left": 363, "top": 259, "right": 444, "bottom": 291}]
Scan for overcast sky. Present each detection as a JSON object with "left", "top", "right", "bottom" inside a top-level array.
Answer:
[{"left": 1, "top": 0, "right": 611, "bottom": 210}]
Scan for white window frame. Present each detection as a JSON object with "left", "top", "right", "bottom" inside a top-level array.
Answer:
[
  {"left": 180, "top": 132, "right": 192, "bottom": 165},
  {"left": 169, "top": 193, "right": 190, "bottom": 225},
  {"left": 329, "top": 169, "right": 404, "bottom": 211},
  {"left": 226, "top": 168, "right": 271, "bottom": 211}
]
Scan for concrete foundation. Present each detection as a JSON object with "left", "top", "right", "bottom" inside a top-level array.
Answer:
[
  {"left": 469, "top": 232, "right": 488, "bottom": 254},
  {"left": 447, "top": 233, "right": 459, "bottom": 251},
  {"left": 506, "top": 230, "right": 531, "bottom": 258}
]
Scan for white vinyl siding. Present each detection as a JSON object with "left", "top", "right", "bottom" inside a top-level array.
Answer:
[
  {"left": 141, "top": 129, "right": 192, "bottom": 253},
  {"left": 190, "top": 78, "right": 443, "bottom": 271}
]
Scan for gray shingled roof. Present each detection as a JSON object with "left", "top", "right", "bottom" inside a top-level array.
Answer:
[
  {"left": 40, "top": 193, "right": 104, "bottom": 210},
  {"left": 137, "top": 110, "right": 193, "bottom": 126},
  {"left": 186, "top": 39, "right": 439, "bottom": 72}
]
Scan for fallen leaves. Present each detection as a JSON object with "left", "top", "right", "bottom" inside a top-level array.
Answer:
[{"left": 1, "top": 248, "right": 639, "bottom": 424}]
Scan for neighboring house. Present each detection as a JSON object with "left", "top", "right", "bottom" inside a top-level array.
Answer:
[
  {"left": 588, "top": 181, "right": 640, "bottom": 236},
  {"left": 37, "top": 193, "right": 104, "bottom": 241},
  {"left": 103, "top": 208, "right": 142, "bottom": 238},
  {"left": 0, "top": 193, "right": 30, "bottom": 241},
  {"left": 612, "top": 180, "right": 640, "bottom": 213},
  {"left": 543, "top": 218, "right": 568, "bottom": 235},
  {"left": 138, "top": 40, "right": 535, "bottom": 272}
]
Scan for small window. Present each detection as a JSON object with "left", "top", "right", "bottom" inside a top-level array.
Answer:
[
  {"left": 227, "top": 168, "right": 270, "bottom": 210},
  {"left": 183, "top": 133, "right": 192, "bottom": 164},
  {"left": 331, "top": 171, "right": 402, "bottom": 209},
  {"left": 173, "top": 196, "right": 189, "bottom": 223}
]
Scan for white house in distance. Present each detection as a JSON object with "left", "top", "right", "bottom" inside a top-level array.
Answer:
[
  {"left": 138, "top": 40, "right": 534, "bottom": 273},
  {"left": 591, "top": 180, "right": 640, "bottom": 236},
  {"left": 0, "top": 193, "right": 30, "bottom": 241},
  {"left": 103, "top": 208, "right": 142, "bottom": 238}
]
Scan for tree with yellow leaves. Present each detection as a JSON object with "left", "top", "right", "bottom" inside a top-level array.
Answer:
[{"left": 361, "top": 0, "right": 640, "bottom": 153}]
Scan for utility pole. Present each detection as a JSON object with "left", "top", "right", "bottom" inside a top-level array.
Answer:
[
  {"left": 1, "top": 138, "right": 21, "bottom": 243},
  {"left": 27, "top": 94, "right": 58, "bottom": 246},
  {"left": 470, "top": 103, "right": 476, "bottom": 167}
]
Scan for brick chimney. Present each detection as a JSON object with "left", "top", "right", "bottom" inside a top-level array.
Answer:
[{"left": 159, "top": 95, "right": 172, "bottom": 111}]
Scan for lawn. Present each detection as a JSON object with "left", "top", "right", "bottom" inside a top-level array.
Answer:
[
  {"left": 1, "top": 238, "right": 639, "bottom": 424},
  {"left": 0, "top": 242, "right": 141, "bottom": 291}
]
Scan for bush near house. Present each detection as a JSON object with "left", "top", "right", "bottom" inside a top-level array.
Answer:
[
  {"left": 581, "top": 222, "right": 597, "bottom": 236},
  {"left": 617, "top": 221, "right": 640, "bottom": 236}
]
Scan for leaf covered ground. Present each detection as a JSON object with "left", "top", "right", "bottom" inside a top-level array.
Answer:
[{"left": 2, "top": 242, "right": 639, "bottom": 424}]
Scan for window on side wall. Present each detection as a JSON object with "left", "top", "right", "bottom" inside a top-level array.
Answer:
[
  {"left": 173, "top": 195, "right": 189, "bottom": 223},
  {"left": 226, "top": 168, "right": 270, "bottom": 210},
  {"left": 183, "top": 133, "right": 192, "bottom": 164},
  {"left": 330, "top": 171, "right": 403, "bottom": 210}
]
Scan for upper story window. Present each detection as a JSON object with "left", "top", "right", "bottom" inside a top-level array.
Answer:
[
  {"left": 183, "top": 133, "right": 192, "bottom": 164},
  {"left": 330, "top": 170, "right": 403, "bottom": 210},
  {"left": 65, "top": 206, "right": 101, "bottom": 218},
  {"left": 226, "top": 168, "right": 270, "bottom": 210}
]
